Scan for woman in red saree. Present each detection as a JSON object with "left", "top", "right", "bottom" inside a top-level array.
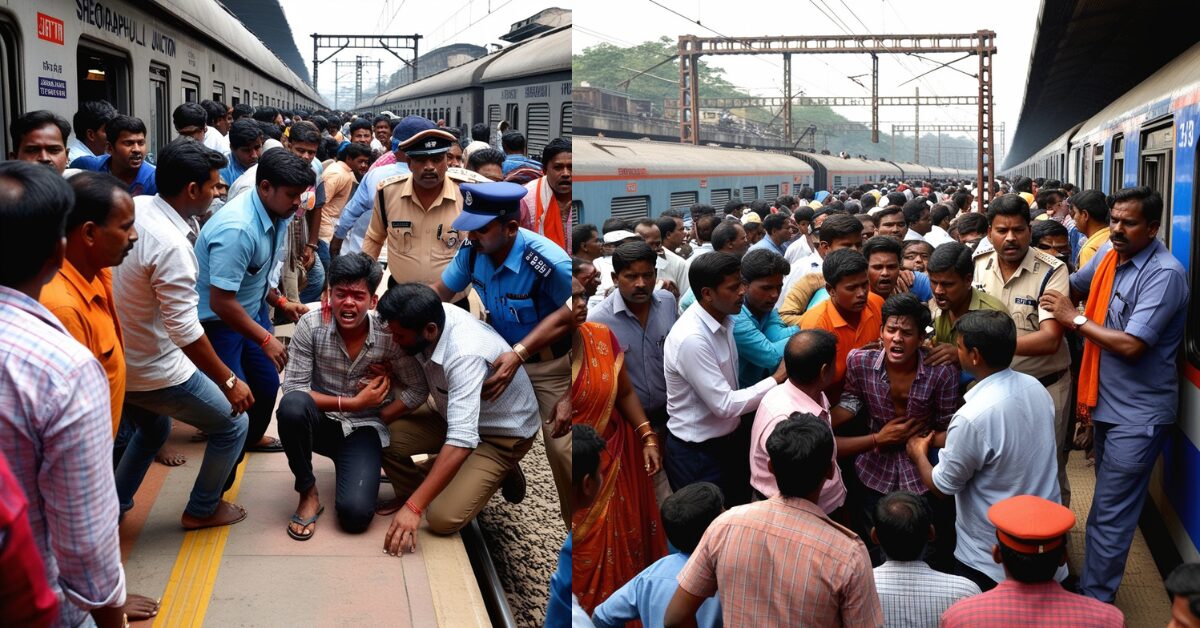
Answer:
[{"left": 569, "top": 278, "right": 667, "bottom": 616}]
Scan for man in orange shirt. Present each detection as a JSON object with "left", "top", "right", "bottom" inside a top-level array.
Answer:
[
  {"left": 798, "top": 248, "right": 884, "bottom": 403},
  {"left": 40, "top": 171, "right": 138, "bottom": 435}
]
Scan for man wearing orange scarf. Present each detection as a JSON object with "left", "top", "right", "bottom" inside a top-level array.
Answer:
[
  {"left": 1040, "top": 186, "right": 1188, "bottom": 604},
  {"left": 520, "top": 138, "right": 571, "bottom": 252}
]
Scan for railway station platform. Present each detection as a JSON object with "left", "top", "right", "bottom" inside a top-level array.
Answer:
[{"left": 120, "top": 419, "right": 490, "bottom": 627}]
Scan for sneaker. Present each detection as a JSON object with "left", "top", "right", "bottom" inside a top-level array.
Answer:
[{"left": 500, "top": 464, "right": 526, "bottom": 504}]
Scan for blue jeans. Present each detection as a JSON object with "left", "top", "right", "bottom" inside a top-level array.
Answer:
[
  {"left": 203, "top": 306, "right": 280, "bottom": 492},
  {"left": 113, "top": 371, "right": 249, "bottom": 518},
  {"left": 299, "top": 253, "right": 325, "bottom": 304},
  {"left": 316, "top": 240, "right": 331, "bottom": 273},
  {"left": 276, "top": 391, "right": 381, "bottom": 533}
]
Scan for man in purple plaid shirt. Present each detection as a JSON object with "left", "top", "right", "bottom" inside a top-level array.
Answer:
[{"left": 831, "top": 292, "right": 960, "bottom": 568}]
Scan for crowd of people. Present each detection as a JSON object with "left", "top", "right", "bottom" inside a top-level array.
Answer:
[
  {"left": 1, "top": 99, "right": 573, "bottom": 626},
  {"left": 563, "top": 177, "right": 1196, "bottom": 627}
]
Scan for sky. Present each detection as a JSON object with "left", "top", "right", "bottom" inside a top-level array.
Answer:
[
  {"left": 280, "top": 0, "right": 561, "bottom": 107},
  {"left": 574, "top": 0, "right": 1040, "bottom": 155}
]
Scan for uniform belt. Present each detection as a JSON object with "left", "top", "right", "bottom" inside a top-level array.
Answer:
[
  {"left": 523, "top": 336, "right": 572, "bottom": 364},
  {"left": 1036, "top": 369, "right": 1068, "bottom": 388}
]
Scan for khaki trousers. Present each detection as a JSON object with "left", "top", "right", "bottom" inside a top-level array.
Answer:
[
  {"left": 1047, "top": 373, "right": 1072, "bottom": 507},
  {"left": 382, "top": 404, "right": 534, "bottom": 535},
  {"left": 523, "top": 355, "right": 573, "bottom": 529}
]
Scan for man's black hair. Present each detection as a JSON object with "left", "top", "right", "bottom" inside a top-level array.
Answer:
[
  {"left": 470, "top": 122, "right": 490, "bottom": 142},
  {"left": 1166, "top": 563, "right": 1200, "bottom": 620},
  {"left": 573, "top": 424, "right": 606, "bottom": 486},
  {"left": 927, "top": 241, "right": 973, "bottom": 277},
  {"left": 722, "top": 199, "right": 747, "bottom": 217},
  {"left": 72, "top": 100, "right": 117, "bottom": 137},
  {"left": 860, "top": 193, "right": 878, "bottom": 212},
  {"left": 862, "top": 235, "right": 902, "bottom": 264},
  {"left": 570, "top": 224, "right": 599, "bottom": 255},
  {"left": 155, "top": 138, "right": 227, "bottom": 196},
  {"left": 819, "top": 213, "right": 864, "bottom": 244},
  {"left": 612, "top": 241, "right": 657, "bottom": 274},
  {"left": 930, "top": 203, "right": 953, "bottom": 227},
  {"left": 339, "top": 142, "right": 373, "bottom": 162},
  {"left": 288, "top": 121, "right": 321, "bottom": 146},
  {"left": 572, "top": 256, "right": 594, "bottom": 276},
  {"left": 374, "top": 115, "right": 396, "bottom": 130},
  {"left": 987, "top": 193, "right": 1031, "bottom": 226},
  {"left": 231, "top": 103, "right": 255, "bottom": 121},
  {"left": 467, "top": 147, "right": 506, "bottom": 171},
  {"left": 601, "top": 217, "right": 631, "bottom": 234},
  {"left": 690, "top": 203, "right": 717, "bottom": 221},
  {"left": 741, "top": 248, "right": 789, "bottom": 283},
  {"left": 66, "top": 171, "right": 127, "bottom": 232},
  {"left": 1112, "top": 185, "right": 1164, "bottom": 225},
  {"left": 172, "top": 103, "right": 207, "bottom": 132},
  {"left": 105, "top": 115, "right": 146, "bottom": 144},
  {"left": 955, "top": 212, "right": 989, "bottom": 237},
  {"left": 876, "top": 205, "right": 904, "bottom": 225},
  {"left": 229, "top": 118, "right": 265, "bottom": 150},
  {"left": 998, "top": 540, "right": 1066, "bottom": 583},
  {"left": 1032, "top": 218, "right": 1069, "bottom": 245},
  {"left": 762, "top": 212, "right": 788, "bottom": 235},
  {"left": 710, "top": 221, "right": 743, "bottom": 252},
  {"left": 1071, "top": 189, "right": 1109, "bottom": 224},
  {"left": 10, "top": 110, "right": 71, "bottom": 145},
  {"left": 784, "top": 329, "right": 837, "bottom": 385},
  {"left": 1012, "top": 176, "right": 1033, "bottom": 194},
  {"left": 661, "top": 207, "right": 686, "bottom": 219},
  {"left": 327, "top": 252, "right": 384, "bottom": 293},
  {"left": 255, "top": 148, "right": 315, "bottom": 188},
  {"left": 0, "top": 161, "right": 73, "bottom": 287},
  {"left": 794, "top": 206, "right": 815, "bottom": 223},
  {"left": 901, "top": 198, "right": 929, "bottom": 225},
  {"left": 376, "top": 282, "right": 445, "bottom": 332},
  {"left": 1035, "top": 188, "right": 1063, "bottom": 210},
  {"left": 953, "top": 310, "right": 1016, "bottom": 369},
  {"left": 348, "top": 118, "right": 373, "bottom": 135},
  {"left": 199, "top": 100, "right": 226, "bottom": 126},
  {"left": 694, "top": 215, "right": 719, "bottom": 242},
  {"left": 500, "top": 131, "right": 526, "bottom": 153},
  {"left": 656, "top": 215, "right": 678, "bottom": 239},
  {"left": 822, "top": 248, "right": 869, "bottom": 287},
  {"left": 886, "top": 191, "right": 907, "bottom": 207},
  {"left": 541, "top": 137, "right": 571, "bottom": 165},
  {"left": 881, "top": 292, "right": 931, "bottom": 332},
  {"left": 660, "top": 482, "right": 724, "bottom": 554},
  {"left": 689, "top": 251, "right": 741, "bottom": 297},
  {"left": 252, "top": 106, "right": 281, "bottom": 123},
  {"left": 874, "top": 491, "right": 931, "bottom": 561},
  {"left": 767, "top": 415, "right": 834, "bottom": 498},
  {"left": 951, "top": 191, "right": 973, "bottom": 211}
]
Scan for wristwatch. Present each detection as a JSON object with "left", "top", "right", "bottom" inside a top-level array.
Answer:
[
  {"left": 1072, "top": 314, "right": 1088, "bottom": 330},
  {"left": 224, "top": 373, "right": 237, "bottom": 390}
]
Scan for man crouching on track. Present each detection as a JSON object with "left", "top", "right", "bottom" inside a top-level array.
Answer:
[
  {"left": 377, "top": 283, "right": 540, "bottom": 555},
  {"left": 276, "top": 253, "right": 429, "bottom": 539}
]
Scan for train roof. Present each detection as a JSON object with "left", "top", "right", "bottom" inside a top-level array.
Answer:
[
  {"left": 575, "top": 136, "right": 813, "bottom": 177},
  {"left": 1075, "top": 40, "right": 1200, "bottom": 141},
  {"left": 794, "top": 152, "right": 901, "bottom": 178},
  {"left": 160, "top": 0, "right": 325, "bottom": 105},
  {"left": 1005, "top": 123, "right": 1081, "bottom": 175},
  {"left": 361, "top": 25, "right": 569, "bottom": 108}
]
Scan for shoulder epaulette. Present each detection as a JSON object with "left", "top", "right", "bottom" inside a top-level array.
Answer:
[
  {"left": 378, "top": 172, "right": 412, "bottom": 188},
  {"left": 447, "top": 167, "right": 491, "bottom": 184}
]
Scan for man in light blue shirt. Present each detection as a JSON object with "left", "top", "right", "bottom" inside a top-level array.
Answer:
[
  {"left": 733, "top": 249, "right": 798, "bottom": 388},
  {"left": 592, "top": 482, "right": 723, "bottom": 628},
  {"left": 748, "top": 212, "right": 792, "bottom": 258},
  {"left": 906, "top": 310, "right": 1064, "bottom": 592},
  {"left": 195, "top": 149, "right": 314, "bottom": 489},
  {"left": 69, "top": 115, "right": 157, "bottom": 197},
  {"left": 218, "top": 118, "right": 263, "bottom": 188}
]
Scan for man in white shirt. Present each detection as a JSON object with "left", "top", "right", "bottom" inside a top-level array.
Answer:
[
  {"left": 901, "top": 197, "right": 934, "bottom": 243},
  {"left": 634, "top": 218, "right": 686, "bottom": 297},
  {"left": 200, "top": 100, "right": 231, "bottom": 155},
  {"left": 68, "top": 100, "right": 116, "bottom": 164},
  {"left": 663, "top": 251, "right": 787, "bottom": 505},
  {"left": 111, "top": 138, "right": 253, "bottom": 530},
  {"left": 906, "top": 309, "right": 1064, "bottom": 592},
  {"left": 589, "top": 229, "right": 640, "bottom": 310}
]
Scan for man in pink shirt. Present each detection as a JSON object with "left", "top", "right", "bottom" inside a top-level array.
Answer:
[{"left": 749, "top": 329, "right": 846, "bottom": 518}]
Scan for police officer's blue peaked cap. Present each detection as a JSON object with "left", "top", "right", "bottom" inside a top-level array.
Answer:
[
  {"left": 452, "top": 182, "right": 528, "bottom": 232},
  {"left": 392, "top": 115, "right": 436, "bottom": 143}
]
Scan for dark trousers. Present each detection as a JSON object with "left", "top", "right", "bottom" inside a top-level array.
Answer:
[
  {"left": 954, "top": 558, "right": 998, "bottom": 592},
  {"left": 664, "top": 415, "right": 753, "bottom": 506},
  {"left": 276, "top": 391, "right": 381, "bottom": 533},
  {"left": 202, "top": 307, "right": 280, "bottom": 492},
  {"left": 860, "top": 486, "right": 958, "bottom": 571}
]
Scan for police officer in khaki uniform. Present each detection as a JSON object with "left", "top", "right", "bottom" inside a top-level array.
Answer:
[
  {"left": 361, "top": 119, "right": 484, "bottom": 308},
  {"left": 972, "top": 193, "right": 1073, "bottom": 506}
]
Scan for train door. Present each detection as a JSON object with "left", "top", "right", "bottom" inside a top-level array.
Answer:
[
  {"left": 526, "top": 103, "right": 550, "bottom": 158},
  {"left": 213, "top": 81, "right": 225, "bottom": 103},
  {"left": 147, "top": 63, "right": 171, "bottom": 163},
  {"left": 1139, "top": 121, "right": 1174, "bottom": 244},
  {"left": 506, "top": 104, "right": 519, "bottom": 131},
  {"left": 1111, "top": 134, "right": 1125, "bottom": 194},
  {"left": 561, "top": 102, "right": 572, "bottom": 137},
  {"left": 0, "top": 14, "right": 20, "bottom": 157},
  {"left": 77, "top": 42, "right": 130, "bottom": 113}
]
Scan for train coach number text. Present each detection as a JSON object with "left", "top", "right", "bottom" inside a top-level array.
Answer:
[{"left": 1179, "top": 120, "right": 1194, "bottom": 149}]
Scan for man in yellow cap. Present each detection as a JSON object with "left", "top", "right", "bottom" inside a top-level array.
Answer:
[{"left": 940, "top": 495, "right": 1124, "bottom": 627}]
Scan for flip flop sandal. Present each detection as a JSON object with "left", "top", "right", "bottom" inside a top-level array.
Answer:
[
  {"left": 247, "top": 436, "right": 284, "bottom": 453},
  {"left": 375, "top": 499, "right": 403, "bottom": 516},
  {"left": 286, "top": 505, "right": 324, "bottom": 541},
  {"left": 182, "top": 504, "right": 248, "bottom": 531}
]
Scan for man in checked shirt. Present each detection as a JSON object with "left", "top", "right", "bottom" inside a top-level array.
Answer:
[{"left": 276, "top": 253, "right": 428, "bottom": 540}]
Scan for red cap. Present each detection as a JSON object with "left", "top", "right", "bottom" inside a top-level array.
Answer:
[{"left": 988, "top": 495, "right": 1075, "bottom": 554}]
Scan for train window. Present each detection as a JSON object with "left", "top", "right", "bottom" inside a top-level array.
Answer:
[
  {"left": 669, "top": 191, "right": 698, "bottom": 211},
  {"left": 611, "top": 196, "right": 650, "bottom": 223},
  {"left": 710, "top": 189, "right": 731, "bottom": 207},
  {"left": 244, "top": 89, "right": 249, "bottom": 105},
  {"left": 212, "top": 81, "right": 225, "bottom": 103},
  {"left": 742, "top": 186, "right": 758, "bottom": 201},
  {"left": 1111, "top": 134, "right": 1124, "bottom": 194},
  {"left": 506, "top": 104, "right": 519, "bottom": 131},
  {"left": 456, "top": 107, "right": 462, "bottom": 128},
  {"left": 147, "top": 64, "right": 171, "bottom": 164},
  {"left": 0, "top": 16, "right": 20, "bottom": 158},
  {"left": 1140, "top": 122, "right": 1174, "bottom": 245},
  {"left": 569, "top": 201, "right": 582, "bottom": 228},
  {"left": 488, "top": 105, "right": 501, "bottom": 132},
  {"left": 561, "top": 102, "right": 573, "bottom": 136},
  {"left": 525, "top": 103, "right": 551, "bottom": 158},
  {"left": 77, "top": 43, "right": 130, "bottom": 113},
  {"left": 182, "top": 73, "right": 200, "bottom": 103},
  {"left": 764, "top": 184, "right": 780, "bottom": 199},
  {"left": 1092, "top": 143, "right": 1104, "bottom": 192},
  {"left": 833, "top": 175, "right": 844, "bottom": 189}
]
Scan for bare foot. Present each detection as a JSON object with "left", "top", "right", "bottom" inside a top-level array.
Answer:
[
  {"left": 288, "top": 488, "right": 322, "bottom": 539},
  {"left": 181, "top": 501, "right": 247, "bottom": 530},
  {"left": 123, "top": 593, "right": 159, "bottom": 620},
  {"left": 155, "top": 448, "right": 187, "bottom": 466}
]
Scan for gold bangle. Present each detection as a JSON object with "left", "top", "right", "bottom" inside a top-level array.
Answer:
[
  {"left": 643, "top": 441, "right": 659, "bottom": 448},
  {"left": 633, "top": 421, "right": 651, "bottom": 433},
  {"left": 513, "top": 343, "right": 531, "bottom": 362}
]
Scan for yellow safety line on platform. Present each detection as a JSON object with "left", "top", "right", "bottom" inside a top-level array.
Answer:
[{"left": 153, "top": 457, "right": 248, "bottom": 628}]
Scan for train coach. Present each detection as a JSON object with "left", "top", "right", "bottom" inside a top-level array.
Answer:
[
  {"left": 361, "top": 23, "right": 570, "bottom": 160},
  {"left": 574, "top": 135, "right": 814, "bottom": 225},
  {"left": 794, "top": 151, "right": 901, "bottom": 192},
  {"left": 1, "top": 0, "right": 325, "bottom": 161},
  {"left": 1004, "top": 39, "right": 1200, "bottom": 566}
]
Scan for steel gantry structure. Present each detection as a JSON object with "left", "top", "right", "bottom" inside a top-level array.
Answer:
[
  {"left": 891, "top": 123, "right": 1006, "bottom": 166},
  {"left": 677, "top": 31, "right": 998, "bottom": 207},
  {"left": 311, "top": 34, "right": 421, "bottom": 102}
]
